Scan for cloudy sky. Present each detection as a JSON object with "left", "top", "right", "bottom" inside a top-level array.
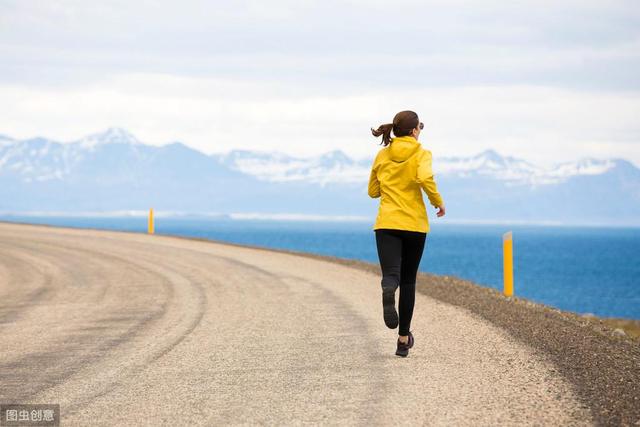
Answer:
[{"left": 1, "top": 0, "right": 639, "bottom": 167}]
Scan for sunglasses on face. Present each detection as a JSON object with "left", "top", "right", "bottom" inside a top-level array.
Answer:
[{"left": 419, "top": 122, "right": 424, "bottom": 130}]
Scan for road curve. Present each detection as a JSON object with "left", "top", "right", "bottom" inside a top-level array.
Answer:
[{"left": 0, "top": 222, "right": 592, "bottom": 426}]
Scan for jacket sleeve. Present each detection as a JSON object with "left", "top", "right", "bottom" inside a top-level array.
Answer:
[
  {"left": 368, "top": 153, "right": 381, "bottom": 198},
  {"left": 415, "top": 149, "right": 444, "bottom": 208}
]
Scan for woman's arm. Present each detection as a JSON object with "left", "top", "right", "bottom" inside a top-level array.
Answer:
[
  {"left": 368, "top": 167, "right": 381, "bottom": 198},
  {"left": 416, "top": 149, "right": 444, "bottom": 208},
  {"left": 368, "top": 153, "right": 381, "bottom": 198}
]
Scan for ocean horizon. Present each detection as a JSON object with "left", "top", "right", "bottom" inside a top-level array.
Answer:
[{"left": 2, "top": 215, "right": 638, "bottom": 320}]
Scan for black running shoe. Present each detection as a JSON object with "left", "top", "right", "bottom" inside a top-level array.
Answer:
[
  {"left": 395, "top": 337, "right": 410, "bottom": 357},
  {"left": 382, "top": 286, "right": 398, "bottom": 329},
  {"left": 407, "top": 331, "right": 414, "bottom": 349}
]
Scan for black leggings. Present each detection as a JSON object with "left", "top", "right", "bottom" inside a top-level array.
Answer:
[{"left": 374, "top": 228, "right": 427, "bottom": 336}]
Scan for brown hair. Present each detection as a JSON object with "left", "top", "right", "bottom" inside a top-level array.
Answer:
[{"left": 371, "top": 110, "right": 420, "bottom": 146}]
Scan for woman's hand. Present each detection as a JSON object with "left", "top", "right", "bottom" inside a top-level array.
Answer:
[{"left": 436, "top": 204, "right": 446, "bottom": 217}]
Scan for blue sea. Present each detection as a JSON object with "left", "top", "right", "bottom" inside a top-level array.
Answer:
[{"left": 2, "top": 215, "right": 639, "bottom": 320}]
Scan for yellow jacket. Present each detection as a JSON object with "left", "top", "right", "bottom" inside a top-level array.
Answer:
[{"left": 368, "top": 135, "right": 444, "bottom": 233}]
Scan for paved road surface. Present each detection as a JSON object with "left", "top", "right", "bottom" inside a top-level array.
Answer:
[{"left": 0, "top": 222, "right": 592, "bottom": 425}]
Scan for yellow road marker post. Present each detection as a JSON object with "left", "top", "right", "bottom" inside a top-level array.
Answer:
[
  {"left": 148, "top": 208, "right": 154, "bottom": 235},
  {"left": 503, "top": 231, "right": 513, "bottom": 297}
]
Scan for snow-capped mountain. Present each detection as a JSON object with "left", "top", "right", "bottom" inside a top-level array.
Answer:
[
  {"left": 435, "top": 150, "right": 623, "bottom": 186},
  {"left": 436, "top": 150, "right": 542, "bottom": 183},
  {"left": 74, "top": 127, "right": 143, "bottom": 149},
  {"left": 1, "top": 128, "right": 638, "bottom": 225},
  {"left": 0, "top": 128, "right": 148, "bottom": 183},
  {"left": 214, "top": 149, "right": 361, "bottom": 185}
]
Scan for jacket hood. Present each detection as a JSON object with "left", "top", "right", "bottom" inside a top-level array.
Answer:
[{"left": 388, "top": 135, "right": 421, "bottom": 162}]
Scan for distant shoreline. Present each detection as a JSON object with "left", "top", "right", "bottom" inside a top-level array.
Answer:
[{"left": 1, "top": 213, "right": 639, "bottom": 228}]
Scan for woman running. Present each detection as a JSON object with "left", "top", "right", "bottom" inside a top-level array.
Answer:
[{"left": 368, "top": 110, "right": 446, "bottom": 357}]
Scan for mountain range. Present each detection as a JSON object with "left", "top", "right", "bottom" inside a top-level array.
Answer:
[{"left": 1, "top": 128, "right": 638, "bottom": 226}]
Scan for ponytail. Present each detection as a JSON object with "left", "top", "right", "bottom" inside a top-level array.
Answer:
[
  {"left": 371, "top": 123, "right": 394, "bottom": 147},
  {"left": 371, "top": 111, "right": 419, "bottom": 147}
]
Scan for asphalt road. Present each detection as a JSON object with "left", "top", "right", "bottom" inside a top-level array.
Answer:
[{"left": 0, "top": 222, "right": 593, "bottom": 426}]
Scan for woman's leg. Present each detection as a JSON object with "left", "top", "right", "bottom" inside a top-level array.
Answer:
[
  {"left": 374, "top": 229, "right": 402, "bottom": 290},
  {"left": 398, "top": 231, "right": 427, "bottom": 337},
  {"left": 375, "top": 229, "right": 403, "bottom": 328}
]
